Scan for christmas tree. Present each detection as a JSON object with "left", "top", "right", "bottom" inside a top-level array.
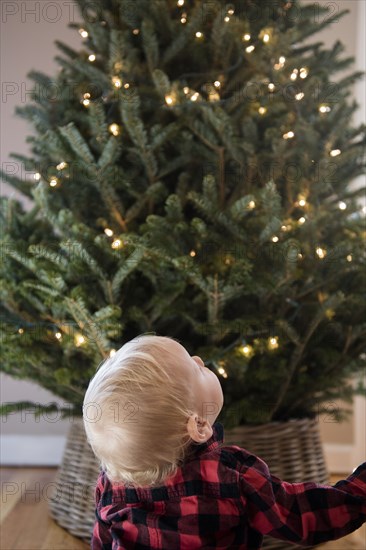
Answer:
[{"left": 1, "top": 0, "right": 365, "bottom": 427}]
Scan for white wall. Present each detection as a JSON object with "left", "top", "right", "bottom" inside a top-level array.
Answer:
[{"left": 1, "top": 1, "right": 365, "bottom": 466}]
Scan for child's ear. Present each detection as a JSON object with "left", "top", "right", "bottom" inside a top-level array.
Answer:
[{"left": 187, "top": 414, "right": 213, "bottom": 443}]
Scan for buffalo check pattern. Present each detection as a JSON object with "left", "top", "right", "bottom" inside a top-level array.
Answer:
[{"left": 91, "top": 422, "right": 366, "bottom": 549}]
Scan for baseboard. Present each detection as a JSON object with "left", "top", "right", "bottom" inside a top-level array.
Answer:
[
  {"left": 0, "top": 435, "right": 66, "bottom": 466},
  {"left": 323, "top": 443, "right": 353, "bottom": 474}
]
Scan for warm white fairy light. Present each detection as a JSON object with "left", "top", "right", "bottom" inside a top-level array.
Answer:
[
  {"left": 268, "top": 83, "right": 275, "bottom": 91},
  {"left": 338, "top": 201, "right": 347, "bottom": 210},
  {"left": 319, "top": 105, "right": 331, "bottom": 113},
  {"left": 88, "top": 54, "right": 96, "bottom": 62},
  {"left": 283, "top": 131, "right": 295, "bottom": 139},
  {"left": 208, "top": 91, "right": 220, "bottom": 102},
  {"left": 18, "top": 328, "right": 24, "bottom": 334},
  {"left": 183, "top": 86, "right": 190, "bottom": 94},
  {"left": 111, "top": 239, "right": 123, "bottom": 249},
  {"left": 195, "top": 31, "right": 203, "bottom": 39},
  {"left": 34, "top": 172, "right": 41, "bottom": 181},
  {"left": 49, "top": 178, "right": 58, "bottom": 187},
  {"left": 165, "top": 95, "right": 175, "bottom": 105},
  {"left": 109, "top": 349, "right": 116, "bottom": 357},
  {"left": 177, "top": 0, "right": 184, "bottom": 5},
  {"left": 248, "top": 200, "right": 256, "bottom": 209},
  {"left": 55, "top": 332, "right": 62, "bottom": 340},
  {"left": 279, "top": 56, "right": 286, "bottom": 64},
  {"left": 268, "top": 336, "right": 279, "bottom": 349},
  {"left": 75, "top": 334, "right": 86, "bottom": 347},
  {"left": 243, "top": 33, "right": 251, "bottom": 41},
  {"left": 246, "top": 45, "right": 255, "bottom": 53},
  {"left": 181, "top": 13, "right": 187, "bottom": 23},
  {"left": 298, "top": 198, "right": 307, "bottom": 207},
  {"left": 258, "top": 106, "right": 267, "bottom": 115},
  {"left": 316, "top": 247, "right": 326, "bottom": 259},
  {"left": 104, "top": 228, "right": 113, "bottom": 237},
  {"left": 299, "top": 67, "right": 308, "bottom": 78},
  {"left": 218, "top": 366, "right": 228, "bottom": 378},
  {"left": 263, "top": 33, "right": 270, "bottom": 43},
  {"left": 290, "top": 69, "right": 298, "bottom": 80},
  {"left": 112, "top": 76, "right": 122, "bottom": 88},
  {"left": 298, "top": 253, "right": 303, "bottom": 259},
  {"left": 295, "top": 92, "right": 304, "bottom": 100},
  {"left": 241, "top": 344, "right": 253, "bottom": 357},
  {"left": 132, "top": 28, "right": 139, "bottom": 35},
  {"left": 213, "top": 81, "right": 221, "bottom": 88},
  {"left": 79, "top": 28, "right": 88, "bottom": 38},
  {"left": 298, "top": 217, "right": 306, "bottom": 224},
  {"left": 190, "top": 92, "right": 199, "bottom": 102},
  {"left": 82, "top": 98, "right": 90, "bottom": 106},
  {"left": 124, "top": 83, "right": 130, "bottom": 89},
  {"left": 56, "top": 161, "right": 67, "bottom": 170},
  {"left": 224, "top": 16, "right": 230, "bottom": 22},
  {"left": 330, "top": 149, "right": 341, "bottom": 157},
  {"left": 189, "top": 250, "right": 196, "bottom": 257},
  {"left": 272, "top": 236, "right": 279, "bottom": 242},
  {"left": 109, "top": 123, "right": 120, "bottom": 136}
]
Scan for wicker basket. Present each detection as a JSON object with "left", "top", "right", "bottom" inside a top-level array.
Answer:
[
  {"left": 48, "top": 417, "right": 100, "bottom": 545},
  {"left": 224, "top": 418, "right": 330, "bottom": 549},
  {"left": 48, "top": 417, "right": 329, "bottom": 548}
]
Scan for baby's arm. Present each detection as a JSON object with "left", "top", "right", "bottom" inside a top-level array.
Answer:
[
  {"left": 91, "top": 471, "right": 113, "bottom": 550},
  {"left": 238, "top": 453, "right": 366, "bottom": 546}
]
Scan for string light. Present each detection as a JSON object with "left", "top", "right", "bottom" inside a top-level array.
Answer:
[
  {"left": 180, "top": 13, "right": 187, "bottom": 23},
  {"left": 243, "top": 33, "right": 251, "bottom": 41},
  {"left": 109, "top": 123, "right": 120, "bottom": 136},
  {"left": 124, "top": 83, "right": 130, "bottom": 89},
  {"left": 112, "top": 76, "right": 122, "bottom": 88},
  {"left": 279, "top": 56, "right": 286, "bottom": 64},
  {"left": 49, "top": 178, "right": 58, "bottom": 187},
  {"left": 224, "top": 16, "right": 230, "bottom": 22},
  {"left": 195, "top": 31, "right": 204, "bottom": 39},
  {"left": 298, "top": 197, "right": 307, "bottom": 207},
  {"left": 217, "top": 366, "right": 228, "bottom": 378},
  {"left": 316, "top": 247, "right": 326, "bottom": 259},
  {"left": 290, "top": 69, "right": 298, "bottom": 80},
  {"left": 295, "top": 92, "right": 304, "bottom": 100},
  {"left": 109, "top": 349, "right": 116, "bottom": 357},
  {"left": 319, "top": 105, "right": 331, "bottom": 113},
  {"left": 79, "top": 28, "right": 88, "bottom": 38},
  {"left": 272, "top": 236, "right": 279, "bottom": 242},
  {"left": 298, "top": 217, "right": 306, "bottom": 224},
  {"left": 298, "top": 253, "right": 303, "bottom": 259},
  {"left": 214, "top": 80, "right": 221, "bottom": 88},
  {"left": 75, "top": 334, "right": 86, "bottom": 347},
  {"left": 268, "top": 336, "right": 279, "bottom": 349},
  {"left": 241, "top": 344, "right": 254, "bottom": 357},
  {"left": 165, "top": 94, "right": 174, "bottom": 105},
  {"left": 111, "top": 239, "right": 123, "bottom": 249},
  {"left": 262, "top": 33, "right": 270, "bottom": 43},
  {"left": 88, "top": 54, "right": 96, "bottom": 62},
  {"left": 338, "top": 201, "right": 347, "bottom": 210},
  {"left": 18, "top": 328, "right": 24, "bottom": 334},
  {"left": 283, "top": 131, "right": 295, "bottom": 139},
  {"left": 183, "top": 86, "right": 190, "bottom": 94},
  {"left": 347, "top": 254, "right": 353, "bottom": 262},
  {"left": 227, "top": 5, "right": 235, "bottom": 15},
  {"left": 132, "top": 28, "right": 139, "bottom": 35},
  {"left": 248, "top": 200, "right": 256, "bottom": 209},
  {"left": 177, "top": 0, "right": 184, "bottom": 5},
  {"left": 246, "top": 45, "right": 255, "bottom": 53},
  {"left": 56, "top": 161, "right": 67, "bottom": 170},
  {"left": 268, "top": 83, "right": 275, "bottom": 91},
  {"left": 299, "top": 67, "right": 308, "bottom": 79},
  {"left": 330, "top": 149, "right": 341, "bottom": 157},
  {"left": 104, "top": 228, "right": 113, "bottom": 237},
  {"left": 189, "top": 250, "right": 196, "bottom": 257},
  {"left": 55, "top": 332, "right": 62, "bottom": 340},
  {"left": 190, "top": 92, "right": 200, "bottom": 102},
  {"left": 208, "top": 91, "right": 220, "bottom": 102},
  {"left": 258, "top": 106, "right": 267, "bottom": 115},
  {"left": 33, "top": 172, "right": 41, "bottom": 181}
]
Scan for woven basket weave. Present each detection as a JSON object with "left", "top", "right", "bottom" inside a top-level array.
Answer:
[
  {"left": 224, "top": 418, "right": 329, "bottom": 549},
  {"left": 48, "top": 417, "right": 100, "bottom": 544},
  {"left": 48, "top": 417, "right": 329, "bottom": 548}
]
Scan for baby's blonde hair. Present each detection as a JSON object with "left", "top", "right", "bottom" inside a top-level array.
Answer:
[{"left": 82, "top": 334, "right": 197, "bottom": 488}]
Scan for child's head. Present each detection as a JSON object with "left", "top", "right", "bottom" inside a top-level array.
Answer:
[{"left": 82, "top": 334, "right": 224, "bottom": 488}]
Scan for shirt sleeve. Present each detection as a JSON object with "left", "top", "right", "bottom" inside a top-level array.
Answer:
[
  {"left": 91, "top": 471, "right": 113, "bottom": 550},
  {"left": 238, "top": 454, "right": 366, "bottom": 547}
]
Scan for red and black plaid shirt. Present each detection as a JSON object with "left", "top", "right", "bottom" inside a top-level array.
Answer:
[{"left": 91, "top": 422, "right": 366, "bottom": 549}]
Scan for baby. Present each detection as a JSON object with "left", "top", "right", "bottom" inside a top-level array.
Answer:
[{"left": 83, "top": 334, "right": 366, "bottom": 549}]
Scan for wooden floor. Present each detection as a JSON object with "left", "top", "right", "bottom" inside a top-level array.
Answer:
[{"left": 0, "top": 467, "right": 365, "bottom": 549}]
